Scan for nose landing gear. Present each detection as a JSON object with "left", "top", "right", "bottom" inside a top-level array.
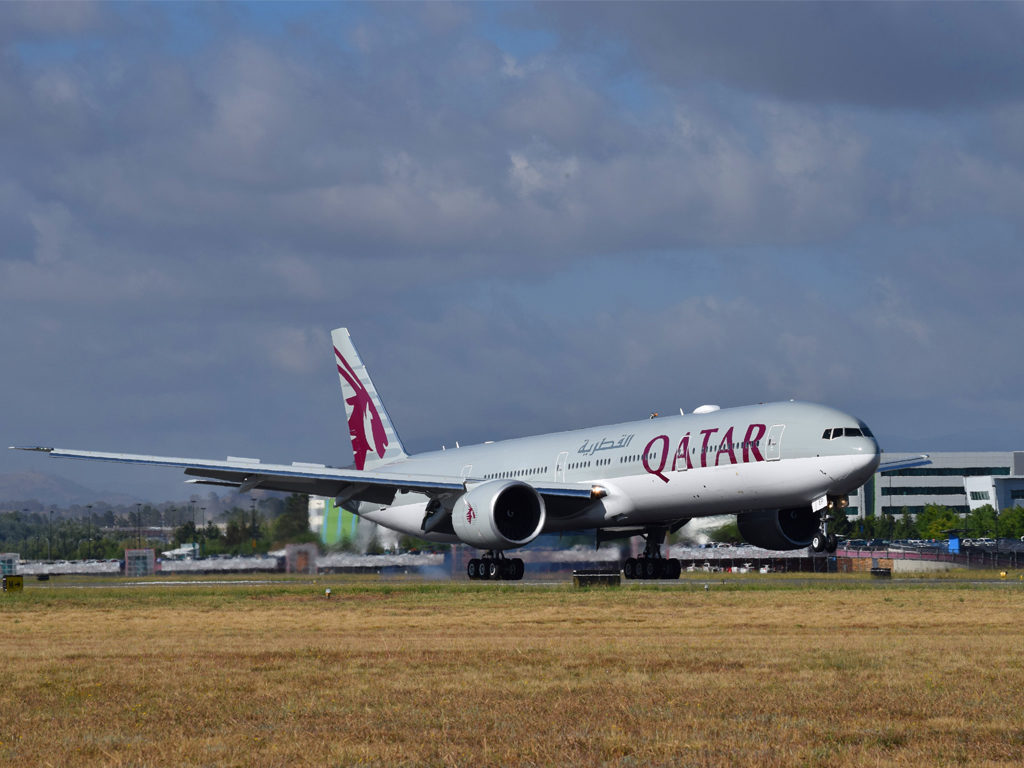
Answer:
[{"left": 810, "top": 496, "right": 845, "bottom": 553}]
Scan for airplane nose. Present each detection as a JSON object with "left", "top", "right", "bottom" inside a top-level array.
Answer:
[{"left": 852, "top": 438, "right": 881, "bottom": 482}]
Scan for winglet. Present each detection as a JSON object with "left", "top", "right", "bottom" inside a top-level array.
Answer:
[{"left": 9, "top": 445, "right": 54, "bottom": 452}]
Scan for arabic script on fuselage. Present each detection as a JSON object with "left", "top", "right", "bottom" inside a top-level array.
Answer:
[{"left": 577, "top": 434, "right": 636, "bottom": 456}]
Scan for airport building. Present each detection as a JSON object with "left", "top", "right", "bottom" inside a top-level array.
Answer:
[{"left": 849, "top": 451, "right": 1024, "bottom": 519}]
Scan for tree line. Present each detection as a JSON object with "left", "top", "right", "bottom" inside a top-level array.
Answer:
[
  {"left": 702, "top": 504, "right": 1024, "bottom": 545},
  {"left": 835, "top": 504, "right": 1024, "bottom": 541},
  {"left": 0, "top": 493, "right": 315, "bottom": 560}
]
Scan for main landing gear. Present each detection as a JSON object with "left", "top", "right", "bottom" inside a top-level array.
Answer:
[
  {"left": 622, "top": 527, "right": 681, "bottom": 580},
  {"left": 467, "top": 552, "right": 524, "bottom": 581}
]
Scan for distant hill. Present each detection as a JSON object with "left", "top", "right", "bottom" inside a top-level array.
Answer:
[{"left": 0, "top": 472, "right": 141, "bottom": 508}]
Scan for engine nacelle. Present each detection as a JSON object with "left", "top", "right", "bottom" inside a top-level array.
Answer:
[
  {"left": 452, "top": 480, "right": 546, "bottom": 550},
  {"left": 737, "top": 507, "right": 818, "bottom": 550}
]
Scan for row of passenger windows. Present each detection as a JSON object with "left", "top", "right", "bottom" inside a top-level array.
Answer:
[
  {"left": 481, "top": 441, "right": 771, "bottom": 479},
  {"left": 823, "top": 427, "right": 869, "bottom": 439},
  {"left": 483, "top": 467, "right": 547, "bottom": 481},
  {"left": 568, "top": 458, "right": 613, "bottom": 470},
  {"left": 621, "top": 452, "right": 656, "bottom": 464},
  {"left": 616, "top": 442, "right": 765, "bottom": 465}
]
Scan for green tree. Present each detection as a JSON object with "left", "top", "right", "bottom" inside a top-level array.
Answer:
[
  {"left": 173, "top": 520, "right": 198, "bottom": 547},
  {"left": 915, "top": 504, "right": 960, "bottom": 540},
  {"left": 997, "top": 506, "right": 1024, "bottom": 538},
  {"left": 964, "top": 505, "right": 998, "bottom": 538},
  {"left": 893, "top": 512, "right": 918, "bottom": 539},
  {"left": 224, "top": 519, "right": 245, "bottom": 548},
  {"left": 831, "top": 513, "right": 853, "bottom": 537},
  {"left": 273, "top": 494, "right": 313, "bottom": 543},
  {"left": 708, "top": 519, "right": 741, "bottom": 543}
]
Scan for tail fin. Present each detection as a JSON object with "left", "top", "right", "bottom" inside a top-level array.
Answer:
[{"left": 331, "top": 328, "right": 408, "bottom": 470}]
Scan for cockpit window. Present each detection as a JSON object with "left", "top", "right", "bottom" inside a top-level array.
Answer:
[{"left": 823, "top": 426, "right": 867, "bottom": 439}]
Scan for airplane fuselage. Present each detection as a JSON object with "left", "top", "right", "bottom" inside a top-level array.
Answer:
[{"left": 354, "top": 400, "right": 880, "bottom": 543}]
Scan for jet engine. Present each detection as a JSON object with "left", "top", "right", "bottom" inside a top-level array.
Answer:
[
  {"left": 737, "top": 507, "right": 818, "bottom": 550},
  {"left": 452, "top": 480, "right": 546, "bottom": 550}
]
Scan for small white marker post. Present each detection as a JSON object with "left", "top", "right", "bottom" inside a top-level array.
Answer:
[{"left": 325, "top": 588, "right": 331, "bottom": 599}]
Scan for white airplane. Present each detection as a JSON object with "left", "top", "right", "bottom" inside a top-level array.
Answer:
[{"left": 12, "top": 328, "right": 926, "bottom": 580}]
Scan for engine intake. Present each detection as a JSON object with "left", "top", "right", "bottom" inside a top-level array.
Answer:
[
  {"left": 452, "top": 480, "right": 546, "bottom": 550},
  {"left": 737, "top": 507, "right": 818, "bottom": 550}
]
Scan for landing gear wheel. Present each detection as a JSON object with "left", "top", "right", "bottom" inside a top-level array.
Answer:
[
  {"left": 478, "top": 559, "right": 490, "bottom": 580},
  {"left": 467, "top": 559, "right": 480, "bottom": 579},
  {"left": 623, "top": 558, "right": 636, "bottom": 579},
  {"left": 811, "top": 532, "right": 825, "bottom": 553},
  {"left": 500, "top": 559, "right": 515, "bottom": 580},
  {"left": 667, "top": 559, "right": 681, "bottom": 579},
  {"left": 512, "top": 558, "right": 525, "bottom": 581},
  {"left": 826, "top": 533, "right": 838, "bottom": 553},
  {"left": 487, "top": 560, "right": 501, "bottom": 580},
  {"left": 643, "top": 559, "right": 657, "bottom": 579}
]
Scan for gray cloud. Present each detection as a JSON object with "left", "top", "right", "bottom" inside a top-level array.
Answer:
[
  {"left": 538, "top": 3, "right": 1024, "bottom": 111},
  {"left": 1, "top": 3, "right": 1022, "bottom": 500}
]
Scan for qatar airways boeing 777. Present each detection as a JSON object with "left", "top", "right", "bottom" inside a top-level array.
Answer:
[{"left": 12, "top": 328, "right": 925, "bottom": 580}]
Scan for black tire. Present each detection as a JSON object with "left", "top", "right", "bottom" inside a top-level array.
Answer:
[
  {"left": 478, "top": 559, "right": 490, "bottom": 580},
  {"left": 668, "top": 559, "right": 682, "bottom": 579},
  {"left": 623, "top": 558, "right": 636, "bottom": 579},
  {"left": 467, "top": 559, "right": 479, "bottom": 579},
  {"left": 811, "top": 533, "right": 825, "bottom": 552},
  {"left": 487, "top": 560, "right": 501, "bottom": 580},
  {"left": 826, "top": 533, "right": 838, "bottom": 553},
  {"left": 512, "top": 559, "right": 525, "bottom": 581},
  {"left": 643, "top": 559, "right": 657, "bottom": 579},
  {"left": 501, "top": 560, "right": 515, "bottom": 580}
]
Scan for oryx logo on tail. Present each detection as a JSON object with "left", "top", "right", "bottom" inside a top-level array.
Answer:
[{"left": 335, "top": 346, "right": 388, "bottom": 470}]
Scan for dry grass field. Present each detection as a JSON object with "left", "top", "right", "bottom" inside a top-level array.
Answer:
[{"left": 1, "top": 576, "right": 1023, "bottom": 767}]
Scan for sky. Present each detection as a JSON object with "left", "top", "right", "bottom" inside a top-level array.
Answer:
[{"left": 1, "top": 2, "right": 1023, "bottom": 502}]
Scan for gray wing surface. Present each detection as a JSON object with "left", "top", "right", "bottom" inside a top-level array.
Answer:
[
  {"left": 877, "top": 454, "right": 931, "bottom": 473},
  {"left": 9, "top": 446, "right": 594, "bottom": 512}
]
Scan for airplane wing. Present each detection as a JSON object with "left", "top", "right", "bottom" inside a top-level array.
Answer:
[
  {"left": 877, "top": 454, "right": 931, "bottom": 473},
  {"left": 9, "top": 446, "right": 596, "bottom": 511}
]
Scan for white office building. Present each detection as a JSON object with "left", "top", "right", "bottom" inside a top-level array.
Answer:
[{"left": 849, "top": 451, "right": 1024, "bottom": 519}]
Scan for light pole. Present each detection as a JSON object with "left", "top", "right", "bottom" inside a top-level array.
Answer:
[
  {"left": 21, "top": 508, "right": 31, "bottom": 559},
  {"left": 87, "top": 504, "right": 93, "bottom": 559},
  {"left": 136, "top": 503, "right": 142, "bottom": 548},
  {"left": 48, "top": 509, "right": 53, "bottom": 561}
]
